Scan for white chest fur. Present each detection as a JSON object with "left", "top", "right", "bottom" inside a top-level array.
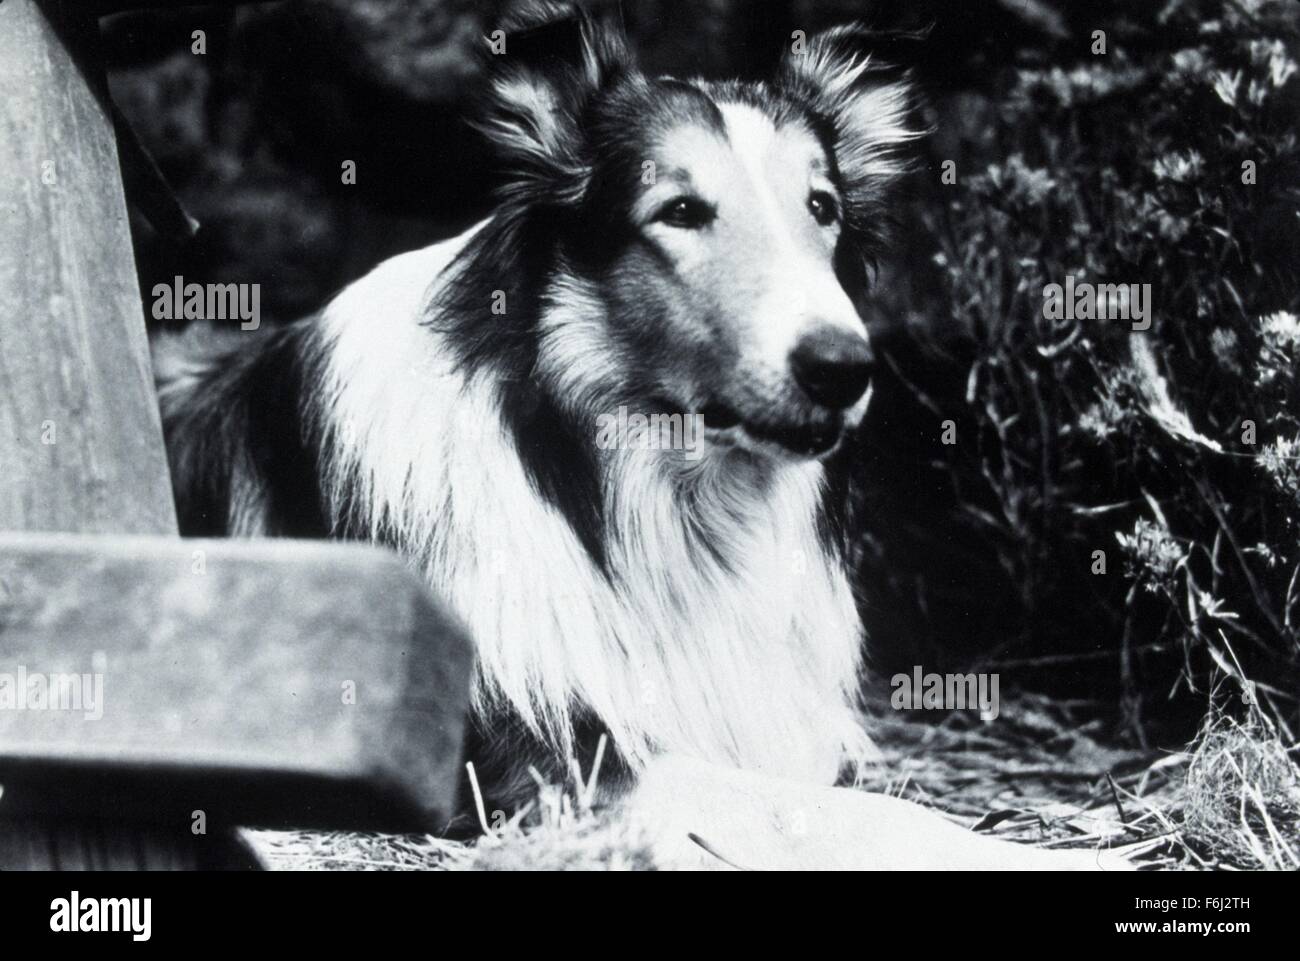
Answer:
[{"left": 316, "top": 227, "right": 870, "bottom": 785}]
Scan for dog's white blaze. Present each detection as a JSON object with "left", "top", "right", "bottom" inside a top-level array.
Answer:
[
  {"left": 318, "top": 224, "right": 872, "bottom": 783},
  {"left": 717, "top": 103, "right": 866, "bottom": 377}
]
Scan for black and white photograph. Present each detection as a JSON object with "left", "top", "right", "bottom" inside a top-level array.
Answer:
[{"left": 0, "top": 0, "right": 1297, "bottom": 925}]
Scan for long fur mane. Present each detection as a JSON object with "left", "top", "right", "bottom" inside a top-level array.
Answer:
[
  {"left": 160, "top": 7, "right": 923, "bottom": 804},
  {"left": 311, "top": 239, "right": 873, "bottom": 788}
]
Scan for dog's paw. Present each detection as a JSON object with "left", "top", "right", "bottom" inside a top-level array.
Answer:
[{"left": 623, "top": 755, "right": 1137, "bottom": 870}]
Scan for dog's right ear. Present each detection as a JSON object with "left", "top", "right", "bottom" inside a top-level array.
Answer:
[{"left": 479, "top": 6, "right": 629, "bottom": 203}]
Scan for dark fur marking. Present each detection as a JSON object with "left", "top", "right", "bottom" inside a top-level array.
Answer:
[
  {"left": 426, "top": 212, "right": 610, "bottom": 574},
  {"left": 164, "top": 322, "right": 331, "bottom": 539},
  {"left": 500, "top": 376, "right": 609, "bottom": 572}
]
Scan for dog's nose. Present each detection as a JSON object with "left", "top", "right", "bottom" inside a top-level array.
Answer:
[{"left": 789, "top": 327, "right": 873, "bottom": 409}]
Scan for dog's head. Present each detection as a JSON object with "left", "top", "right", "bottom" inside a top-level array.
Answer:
[{"left": 478, "top": 8, "right": 922, "bottom": 461}]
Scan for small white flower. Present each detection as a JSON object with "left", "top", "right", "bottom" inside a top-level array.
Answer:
[
  {"left": 1153, "top": 150, "right": 1204, "bottom": 182},
  {"left": 1261, "top": 311, "right": 1300, "bottom": 350},
  {"left": 1212, "top": 69, "right": 1241, "bottom": 106},
  {"left": 1249, "top": 38, "right": 1297, "bottom": 88},
  {"left": 1117, "top": 519, "right": 1186, "bottom": 582},
  {"left": 1258, "top": 437, "right": 1300, "bottom": 498},
  {"left": 1194, "top": 590, "right": 1238, "bottom": 621},
  {"left": 1172, "top": 48, "right": 1208, "bottom": 74},
  {"left": 1270, "top": 51, "right": 1298, "bottom": 88},
  {"left": 1210, "top": 328, "right": 1241, "bottom": 372}
]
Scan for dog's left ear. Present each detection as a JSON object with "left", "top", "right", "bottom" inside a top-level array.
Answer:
[
  {"left": 480, "top": 6, "right": 630, "bottom": 203},
  {"left": 778, "top": 26, "right": 923, "bottom": 247}
]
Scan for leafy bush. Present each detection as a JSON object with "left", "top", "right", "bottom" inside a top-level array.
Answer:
[{"left": 853, "top": 0, "right": 1300, "bottom": 741}]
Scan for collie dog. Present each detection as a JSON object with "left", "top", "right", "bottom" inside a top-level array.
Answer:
[{"left": 160, "top": 9, "right": 1122, "bottom": 869}]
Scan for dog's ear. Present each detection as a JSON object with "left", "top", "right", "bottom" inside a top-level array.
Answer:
[
  {"left": 479, "top": 5, "right": 630, "bottom": 203},
  {"left": 778, "top": 26, "right": 923, "bottom": 248}
]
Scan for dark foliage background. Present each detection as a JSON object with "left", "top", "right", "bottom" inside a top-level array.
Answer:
[{"left": 108, "top": 0, "right": 1300, "bottom": 746}]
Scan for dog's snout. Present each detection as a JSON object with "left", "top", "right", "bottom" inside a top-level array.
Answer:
[{"left": 789, "top": 327, "right": 873, "bottom": 410}]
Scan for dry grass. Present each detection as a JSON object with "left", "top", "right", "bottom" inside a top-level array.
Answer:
[
  {"left": 856, "top": 692, "right": 1300, "bottom": 870},
  {"left": 1180, "top": 709, "right": 1300, "bottom": 869},
  {"left": 245, "top": 694, "right": 1300, "bottom": 871},
  {"left": 247, "top": 736, "right": 655, "bottom": 871}
]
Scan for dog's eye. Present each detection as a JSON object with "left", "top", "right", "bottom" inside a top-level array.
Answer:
[
  {"left": 654, "top": 196, "right": 716, "bottom": 230},
  {"left": 808, "top": 190, "right": 840, "bottom": 227}
]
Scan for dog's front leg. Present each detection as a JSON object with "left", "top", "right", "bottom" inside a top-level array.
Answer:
[{"left": 624, "top": 755, "right": 1130, "bottom": 870}]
